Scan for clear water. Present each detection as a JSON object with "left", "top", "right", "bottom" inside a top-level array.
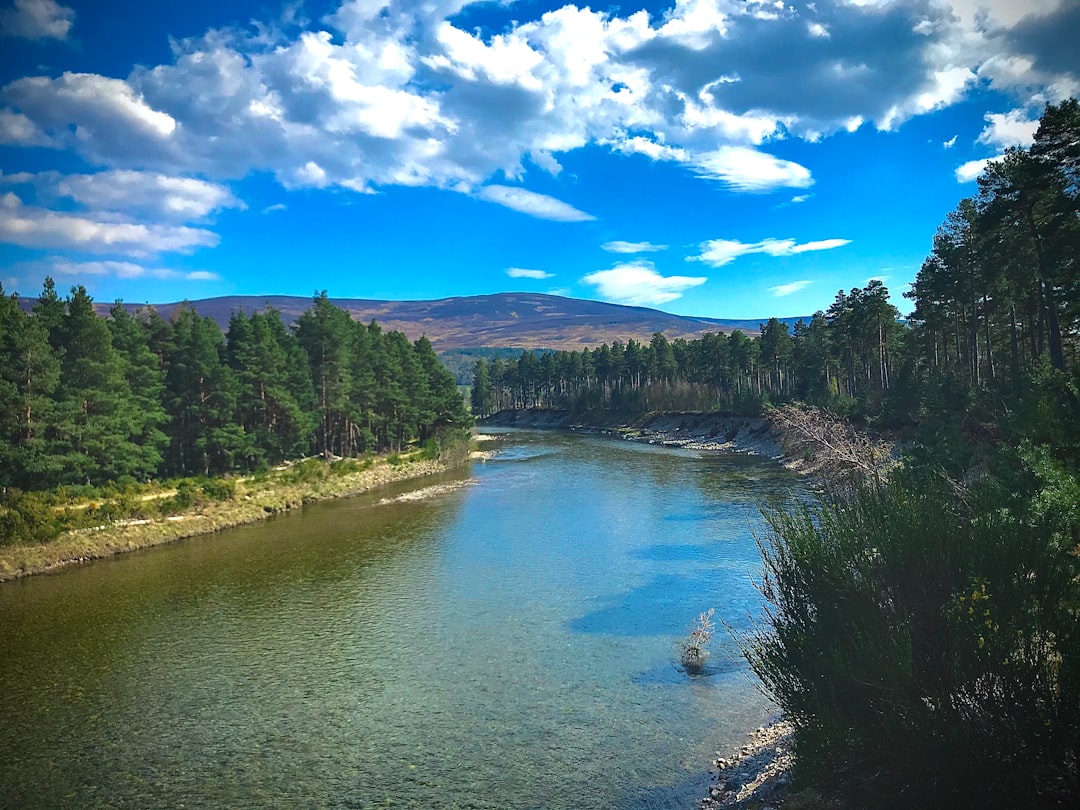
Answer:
[{"left": 0, "top": 429, "right": 805, "bottom": 809}]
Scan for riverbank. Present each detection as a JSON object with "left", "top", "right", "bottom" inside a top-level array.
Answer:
[
  {"left": 481, "top": 408, "right": 784, "bottom": 455},
  {"left": 481, "top": 407, "right": 896, "bottom": 485},
  {"left": 0, "top": 455, "right": 451, "bottom": 583}
]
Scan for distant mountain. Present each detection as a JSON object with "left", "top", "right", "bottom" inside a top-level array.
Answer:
[{"left": 80, "top": 292, "right": 805, "bottom": 350}]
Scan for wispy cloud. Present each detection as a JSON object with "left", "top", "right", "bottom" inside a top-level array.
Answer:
[
  {"left": 943, "top": 135, "right": 957, "bottom": 149},
  {"left": 770, "top": 280, "right": 812, "bottom": 297},
  {"left": 32, "top": 256, "right": 219, "bottom": 281},
  {"left": 688, "top": 237, "right": 851, "bottom": 268},
  {"left": 507, "top": 267, "right": 553, "bottom": 279},
  {"left": 476, "top": 185, "right": 595, "bottom": 222},
  {"left": 262, "top": 203, "right": 287, "bottom": 214},
  {"left": 0, "top": 192, "right": 219, "bottom": 256},
  {"left": 581, "top": 260, "right": 706, "bottom": 306},
  {"left": 693, "top": 147, "right": 813, "bottom": 192},
  {"left": 601, "top": 240, "right": 668, "bottom": 254}
]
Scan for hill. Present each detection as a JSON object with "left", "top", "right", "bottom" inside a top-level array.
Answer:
[{"left": 83, "top": 292, "right": 804, "bottom": 351}]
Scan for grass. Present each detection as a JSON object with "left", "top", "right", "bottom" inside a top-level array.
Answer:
[{"left": 0, "top": 452, "right": 449, "bottom": 583}]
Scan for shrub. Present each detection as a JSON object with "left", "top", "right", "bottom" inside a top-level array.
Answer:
[
  {"left": 286, "top": 458, "right": 329, "bottom": 484},
  {"left": 744, "top": 468, "right": 1080, "bottom": 808},
  {"left": 200, "top": 478, "right": 235, "bottom": 501},
  {"left": 0, "top": 490, "right": 64, "bottom": 545}
]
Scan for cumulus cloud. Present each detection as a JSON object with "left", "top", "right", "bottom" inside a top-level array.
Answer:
[
  {"left": 0, "top": 0, "right": 74, "bottom": 41},
  {"left": 3, "top": 73, "right": 178, "bottom": 166},
  {"left": 953, "top": 107, "right": 1039, "bottom": 183},
  {"left": 581, "top": 261, "right": 707, "bottom": 306},
  {"left": 688, "top": 236, "right": 852, "bottom": 267},
  {"left": 507, "top": 267, "right": 554, "bottom": 279},
  {"left": 0, "top": 0, "right": 1076, "bottom": 221},
  {"left": 602, "top": 240, "right": 668, "bottom": 253},
  {"left": 955, "top": 157, "right": 994, "bottom": 183},
  {"left": 0, "top": 108, "right": 53, "bottom": 146},
  {"left": 770, "top": 280, "right": 813, "bottom": 297},
  {"left": 977, "top": 108, "right": 1040, "bottom": 149},
  {"left": 0, "top": 192, "right": 219, "bottom": 256},
  {"left": 477, "top": 185, "right": 595, "bottom": 221}
]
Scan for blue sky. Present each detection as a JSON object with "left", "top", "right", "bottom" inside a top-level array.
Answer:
[{"left": 0, "top": 0, "right": 1076, "bottom": 320}]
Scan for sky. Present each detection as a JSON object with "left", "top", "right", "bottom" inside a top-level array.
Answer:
[{"left": 0, "top": 0, "right": 1077, "bottom": 320}]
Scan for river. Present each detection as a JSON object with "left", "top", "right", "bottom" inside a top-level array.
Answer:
[{"left": 0, "top": 429, "right": 805, "bottom": 809}]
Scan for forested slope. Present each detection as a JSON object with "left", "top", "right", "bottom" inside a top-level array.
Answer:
[{"left": 0, "top": 288, "right": 471, "bottom": 491}]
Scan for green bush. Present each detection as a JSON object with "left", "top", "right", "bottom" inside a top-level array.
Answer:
[
  {"left": 745, "top": 468, "right": 1080, "bottom": 808},
  {"left": 285, "top": 458, "right": 329, "bottom": 484},
  {"left": 200, "top": 478, "right": 235, "bottom": 501},
  {"left": 0, "top": 490, "right": 64, "bottom": 545},
  {"left": 171, "top": 480, "right": 199, "bottom": 510}
]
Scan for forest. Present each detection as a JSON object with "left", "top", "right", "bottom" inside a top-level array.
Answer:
[{"left": 0, "top": 287, "right": 471, "bottom": 492}]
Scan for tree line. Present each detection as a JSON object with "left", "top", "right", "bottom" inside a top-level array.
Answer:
[
  {"left": 0, "top": 286, "right": 471, "bottom": 490},
  {"left": 470, "top": 279, "right": 904, "bottom": 419}
]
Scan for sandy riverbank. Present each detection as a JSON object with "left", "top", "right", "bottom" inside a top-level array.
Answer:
[{"left": 0, "top": 455, "right": 452, "bottom": 583}]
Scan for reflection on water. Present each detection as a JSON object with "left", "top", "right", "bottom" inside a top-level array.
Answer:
[{"left": 0, "top": 429, "right": 804, "bottom": 809}]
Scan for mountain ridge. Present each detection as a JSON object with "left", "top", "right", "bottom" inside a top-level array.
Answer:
[{"left": 34, "top": 291, "right": 807, "bottom": 350}]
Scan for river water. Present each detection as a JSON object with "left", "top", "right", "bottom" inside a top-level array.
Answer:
[{"left": 0, "top": 429, "right": 805, "bottom": 809}]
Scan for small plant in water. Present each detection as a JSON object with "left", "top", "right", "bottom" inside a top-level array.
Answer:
[{"left": 681, "top": 608, "right": 715, "bottom": 674}]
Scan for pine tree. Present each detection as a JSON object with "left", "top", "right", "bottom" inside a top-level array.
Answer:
[
  {"left": 0, "top": 284, "right": 59, "bottom": 489},
  {"left": 108, "top": 303, "right": 169, "bottom": 480},
  {"left": 165, "top": 305, "right": 244, "bottom": 475}
]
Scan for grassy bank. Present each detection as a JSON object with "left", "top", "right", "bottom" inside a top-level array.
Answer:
[{"left": 0, "top": 453, "right": 451, "bottom": 583}]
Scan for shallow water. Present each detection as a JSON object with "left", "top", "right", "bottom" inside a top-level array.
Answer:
[{"left": 0, "top": 429, "right": 805, "bottom": 809}]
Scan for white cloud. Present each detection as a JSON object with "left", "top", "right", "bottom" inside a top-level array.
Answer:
[
  {"left": 0, "top": 0, "right": 1077, "bottom": 222},
  {"left": 507, "top": 267, "right": 554, "bottom": 279},
  {"left": 790, "top": 194, "right": 811, "bottom": 204},
  {"left": 0, "top": 193, "right": 219, "bottom": 256},
  {"left": 529, "top": 150, "right": 563, "bottom": 177},
  {"left": 477, "top": 185, "right": 595, "bottom": 222},
  {"left": 0, "top": 0, "right": 74, "bottom": 41},
  {"left": 943, "top": 134, "right": 957, "bottom": 148},
  {"left": 46, "top": 258, "right": 218, "bottom": 281},
  {"left": 0, "top": 109, "right": 52, "bottom": 145},
  {"left": 581, "top": 261, "right": 706, "bottom": 306},
  {"left": 262, "top": 203, "right": 287, "bottom": 214},
  {"left": 955, "top": 157, "right": 992, "bottom": 183},
  {"left": 688, "top": 236, "right": 851, "bottom": 267},
  {"left": 693, "top": 147, "right": 813, "bottom": 192},
  {"left": 602, "top": 240, "right": 668, "bottom": 253},
  {"left": 770, "top": 280, "right": 813, "bottom": 297},
  {"left": 3, "top": 73, "right": 178, "bottom": 166},
  {"left": 8, "top": 170, "right": 243, "bottom": 221},
  {"left": 977, "top": 108, "right": 1039, "bottom": 149},
  {"left": 614, "top": 136, "right": 690, "bottom": 163}
]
